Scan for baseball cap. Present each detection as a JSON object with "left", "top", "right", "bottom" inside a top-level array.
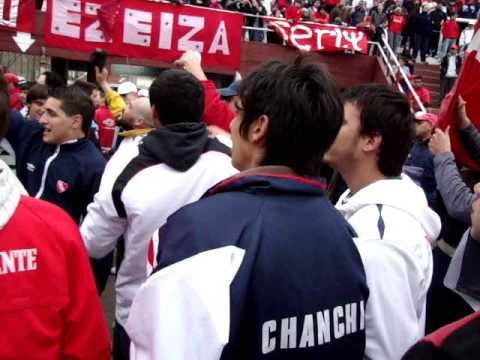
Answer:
[
  {"left": 218, "top": 80, "right": 241, "bottom": 97},
  {"left": 451, "top": 44, "right": 459, "bottom": 50},
  {"left": 415, "top": 112, "right": 438, "bottom": 127},
  {"left": 118, "top": 81, "right": 138, "bottom": 95}
]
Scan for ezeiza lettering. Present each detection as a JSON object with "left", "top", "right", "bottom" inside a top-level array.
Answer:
[
  {"left": 51, "top": 0, "right": 230, "bottom": 55},
  {"left": 262, "top": 300, "right": 365, "bottom": 354}
]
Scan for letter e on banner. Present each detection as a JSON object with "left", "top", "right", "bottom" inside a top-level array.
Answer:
[{"left": 124, "top": 8, "right": 152, "bottom": 47}]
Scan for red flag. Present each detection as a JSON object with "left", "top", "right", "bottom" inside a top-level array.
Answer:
[
  {"left": 437, "top": 30, "right": 480, "bottom": 170},
  {"left": 97, "top": 0, "right": 120, "bottom": 42}
]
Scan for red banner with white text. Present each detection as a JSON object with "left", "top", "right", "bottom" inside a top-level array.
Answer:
[
  {"left": 266, "top": 19, "right": 369, "bottom": 54},
  {"left": 0, "top": 0, "right": 36, "bottom": 33},
  {"left": 45, "top": 0, "right": 243, "bottom": 70}
]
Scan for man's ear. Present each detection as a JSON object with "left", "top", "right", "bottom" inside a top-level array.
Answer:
[
  {"left": 71, "top": 114, "right": 83, "bottom": 131},
  {"left": 362, "top": 132, "right": 382, "bottom": 153},
  {"left": 249, "top": 114, "right": 269, "bottom": 145}
]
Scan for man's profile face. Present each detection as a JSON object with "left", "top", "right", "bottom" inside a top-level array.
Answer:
[
  {"left": 324, "top": 102, "right": 363, "bottom": 170},
  {"left": 39, "top": 97, "right": 77, "bottom": 144}
]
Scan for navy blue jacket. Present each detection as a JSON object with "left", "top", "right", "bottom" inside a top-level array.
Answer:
[
  {"left": 138, "top": 173, "right": 369, "bottom": 359},
  {"left": 414, "top": 12, "right": 433, "bottom": 36},
  {"left": 404, "top": 139, "right": 437, "bottom": 208},
  {"left": 6, "top": 111, "right": 105, "bottom": 223}
]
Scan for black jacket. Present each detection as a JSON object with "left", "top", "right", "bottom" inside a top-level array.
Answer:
[{"left": 440, "top": 54, "right": 462, "bottom": 78}]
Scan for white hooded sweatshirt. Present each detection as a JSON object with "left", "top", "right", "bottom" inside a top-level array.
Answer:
[{"left": 336, "top": 175, "right": 441, "bottom": 360}]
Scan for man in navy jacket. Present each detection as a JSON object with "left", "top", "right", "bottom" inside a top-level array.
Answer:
[
  {"left": 126, "top": 59, "right": 369, "bottom": 359},
  {"left": 4, "top": 85, "right": 109, "bottom": 292}
]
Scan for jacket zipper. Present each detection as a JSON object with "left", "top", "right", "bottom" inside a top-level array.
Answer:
[{"left": 35, "top": 145, "right": 60, "bottom": 199}]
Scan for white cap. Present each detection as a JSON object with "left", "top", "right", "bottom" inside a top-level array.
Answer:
[
  {"left": 118, "top": 81, "right": 138, "bottom": 95},
  {"left": 138, "top": 89, "right": 149, "bottom": 98}
]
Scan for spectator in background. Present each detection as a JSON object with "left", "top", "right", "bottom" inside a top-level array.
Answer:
[
  {"left": 413, "top": 4, "right": 433, "bottom": 63},
  {"left": 37, "top": 70, "right": 66, "bottom": 93},
  {"left": 312, "top": 4, "right": 330, "bottom": 23},
  {"left": 95, "top": 67, "right": 126, "bottom": 121},
  {"left": 439, "top": 14, "right": 460, "bottom": 59},
  {"left": 459, "top": 0, "right": 479, "bottom": 19},
  {"left": 4, "top": 73, "right": 23, "bottom": 111},
  {"left": 404, "top": 112, "right": 438, "bottom": 207},
  {"left": 430, "top": 4, "right": 447, "bottom": 57},
  {"left": 409, "top": 75, "right": 431, "bottom": 110},
  {"left": 351, "top": 1, "right": 367, "bottom": 26},
  {"left": 325, "top": 0, "right": 339, "bottom": 12},
  {"left": 209, "top": 0, "right": 223, "bottom": 9},
  {"left": 92, "top": 87, "right": 118, "bottom": 156},
  {"left": 217, "top": 80, "right": 241, "bottom": 113},
  {"left": 389, "top": 7, "right": 408, "bottom": 54},
  {"left": 440, "top": 44, "right": 462, "bottom": 98},
  {"left": 459, "top": 23, "right": 475, "bottom": 52},
  {"left": 286, "top": 0, "right": 303, "bottom": 23},
  {"left": 117, "top": 81, "right": 138, "bottom": 105},
  {"left": 245, "top": 0, "right": 267, "bottom": 42},
  {"left": 25, "top": 84, "right": 48, "bottom": 121}
]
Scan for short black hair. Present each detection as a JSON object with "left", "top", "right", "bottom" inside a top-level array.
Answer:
[
  {"left": 343, "top": 84, "right": 415, "bottom": 177},
  {"left": 149, "top": 69, "right": 204, "bottom": 125},
  {"left": 26, "top": 84, "right": 48, "bottom": 104},
  {"left": 73, "top": 80, "right": 98, "bottom": 97},
  {"left": 238, "top": 57, "right": 343, "bottom": 176},
  {"left": 50, "top": 86, "right": 94, "bottom": 137},
  {"left": 43, "top": 71, "right": 66, "bottom": 91}
]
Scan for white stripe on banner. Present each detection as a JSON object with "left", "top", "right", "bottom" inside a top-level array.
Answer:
[{"left": 0, "top": 0, "right": 19, "bottom": 28}]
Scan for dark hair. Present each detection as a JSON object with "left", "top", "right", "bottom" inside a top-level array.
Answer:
[
  {"left": 43, "top": 71, "right": 66, "bottom": 91},
  {"left": 414, "top": 75, "right": 423, "bottom": 81},
  {"left": 343, "top": 84, "right": 415, "bottom": 177},
  {"left": 50, "top": 86, "right": 94, "bottom": 137},
  {"left": 149, "top": 69, "right": 204, "bottom": 125},
  {"left": 26, "top": 84, "right": 48, "bottom": 104},
  {"left": 238, "top": 57, "right": 343, "bottom": 176},
  {"left": 73, "top": 80, "right": 98, "bottom": 97}
]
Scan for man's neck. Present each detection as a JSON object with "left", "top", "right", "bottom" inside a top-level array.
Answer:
[{"left": 341, "top": 162, "right": 387, "bottom": 194}]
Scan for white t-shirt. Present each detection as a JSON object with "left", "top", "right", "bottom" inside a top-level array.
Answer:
[{"left": 446, "top": 55, "right": 457, "bottom": 78}]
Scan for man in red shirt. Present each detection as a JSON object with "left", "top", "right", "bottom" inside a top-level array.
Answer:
[
  {"left": 286, "top": 0, "right": 303, "bottom": 23},
  {"left": 439, "top": 14, "right": 460, "bottom": 59},
  {"left": 312, "top": 5, "right": 330, "bottom": 24},
  {"left": 92, "top": 87, "right": 119, "bottom": 155},
  {"left": 409, "top": 75, "right": 431, "bottom": 111},
  {"left": 388, "top": 7, "right": 407, "bottom": 54}
]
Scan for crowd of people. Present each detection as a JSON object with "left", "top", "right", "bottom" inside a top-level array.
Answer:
[{"left": 1, "top": 42, "right": 480, "bottom": 360}]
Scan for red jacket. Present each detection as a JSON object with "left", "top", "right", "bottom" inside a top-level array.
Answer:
[
  {"left": 442, "top": 19, "right": 460, "bottom": 39},
  {"left": 201, "top": 80, "right": 235, "bottom": 133},
  {"left": 389, "top": 14, "right": 406, "bottom": 33},
  {"left": 95, "top": 105, "right": 118, "bottom": 153},
  {"left": 9, "top": 88, "right": 23, "bottom": 111},
  {"left": 325, "top": 0, "right": 340, "bottom": 7},
  {"left": 286, "top": 5, "right": 302, "bottom": 23},
  {"left": 312, "top": 11, "right": 330, "bottom": 24},
  {"left": 0, "top": 195, "right": 111, "bottom": 359}
]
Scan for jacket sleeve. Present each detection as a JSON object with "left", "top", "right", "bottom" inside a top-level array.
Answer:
[
  {"left": 106, "top": 89, "right": 126, "bottom": 119},
  {"left": 59, "top": 212, "right": 111, "bottom": 359},
  {"left": 80, "top": 161, "right": 127, "bottom": 259},
  {"left": 201, "top": 80, "right": 235, "bottom": 133},
  {"left": 459, "top": 124, "right": 480, "bottom": 165},
  {"left": 353, "top": 235, "right": 432, "bottom": 360},
  {"left": 5, "top": 111, "right": 39, "bottom": 154},
  {"left": 444, "top": 230, "right": 480, "bottom": 310},
  {"left": 125, "top": 213, "right": 245, "bottom": 360},
  {"left": 434, "top": 151, "right": 475, "bottom": 223}
]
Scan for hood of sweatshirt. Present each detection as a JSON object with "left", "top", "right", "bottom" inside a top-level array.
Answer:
[
  {"left": 336, "top": 174, "right": 441, "bottom": 242},
  {"left": 139, "top": 122, "right": 209, "bottom": 172},
  {"left": 0, "top": 160, "right": 27, "bottom": 229}
]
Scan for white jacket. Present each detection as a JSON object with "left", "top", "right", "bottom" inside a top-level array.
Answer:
[
  {"left": 0, "top": 159, "right": 26, "bottom": 229},
  {"left": 81, "top": 127, "right": 238, "bottom": 328},
  {"left": 336, "top": 175, "right": 440, "bottom": 360}
]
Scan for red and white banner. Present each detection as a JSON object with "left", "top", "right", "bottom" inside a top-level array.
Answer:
[
  {"left": 0, "top": 0, "right": 36, "bottom": 33},
  {"left": 266, "top": 19, "right": 369, "bottom": 54},
  {"left": 438, "top": 30, "right": 480, "bottom": 170},
  {"left": 45, "top": 0, "right": 243, "bottom": 70}
]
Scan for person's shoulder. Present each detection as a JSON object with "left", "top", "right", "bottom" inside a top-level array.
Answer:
[
  {"left": 19, "top": 196, "right": 79, "bottom": 238},
  {"left": 75, "top": 140, "right": 106, "bottom": 167}
]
